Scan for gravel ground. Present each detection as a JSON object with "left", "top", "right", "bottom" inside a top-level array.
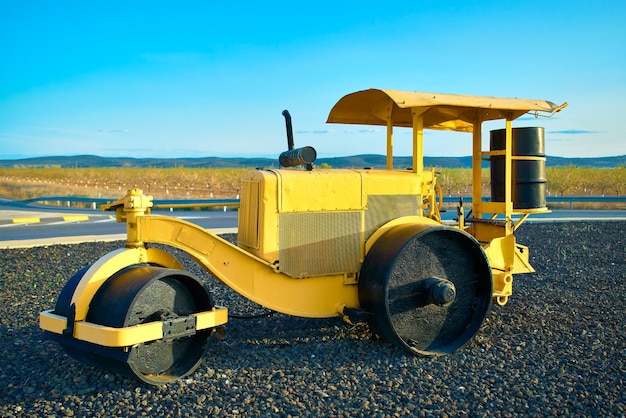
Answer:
[{"left": 1, "top": 221, "right": 624, "bottom": 417}]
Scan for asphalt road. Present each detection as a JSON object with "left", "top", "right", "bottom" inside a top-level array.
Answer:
[
  {"left": 0, "top": 197, "right": 239, "bottom": 247},
  {"left": 1, "top": 197, "right": 625, "bottom": 248}
]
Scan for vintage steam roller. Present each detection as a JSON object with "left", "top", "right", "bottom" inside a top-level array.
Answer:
[{"left": 40, "top": 88, "right": 567, "bottom": 384}]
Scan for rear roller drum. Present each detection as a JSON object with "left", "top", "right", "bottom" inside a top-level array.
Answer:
[
  {"left": 54, "top": 265, "right": 214, "bottom": 384},
  {"left": 359, "top": 224, "right": 492, "bottom": 355}
]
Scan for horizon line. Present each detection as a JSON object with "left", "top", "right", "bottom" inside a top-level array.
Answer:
[{"left": 2, "top": 153, "right": 626, "bottom": 161}]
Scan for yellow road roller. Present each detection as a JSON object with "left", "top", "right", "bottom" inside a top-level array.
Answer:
[{"left": 40, "top": 88, "right": 567, "bottom": 384}]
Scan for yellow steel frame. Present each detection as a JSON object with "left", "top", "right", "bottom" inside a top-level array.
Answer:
[
  {"left": 133, "top": 214, "right": 360, "bottom": 318},
  {"left": 39, "top": 308, "right": 228, "bottom": 347},
  {"left": 40, "top": 88, "right": 568, "bottom": 348},
  {"left": 40, "top": 188, "right": 441, "bottom": 347}
]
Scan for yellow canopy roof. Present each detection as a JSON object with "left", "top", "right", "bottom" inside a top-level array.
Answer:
[{"left": 326, "top": 89, "right": 567, "bottom": 132}]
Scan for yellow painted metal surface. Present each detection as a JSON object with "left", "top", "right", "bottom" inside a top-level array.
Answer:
[
  {"left": 238, "top": 168, "right": 424, "bottom": 275},
  {"left": 361, "top": 168, "right": 421, "bottom": 195},
  {"left": 195, "top": 308, "right": 229, "bottom": 331},
  {"left": 492, "top": 271, "right": 513, "bottom": 304},
  {"left": 136, "top": 215, "right": 360, "bottom": 318},
  {"left": 276, "top": 169, "right": 364, "bottom": 212},
  {"left": 69, "top": 247, "right": 183, "bottom": 322},
  {"left": 327, "top": 88, "right": 567, "bottom": 131},
  {"left": 364, "top": 216, "right": 440, "bottom": 254},
  {"left": 513, "top": 243, "right": 535, "bottom": 274},
  {"left": 483, "top": 235, "right": 515, "bottom": 298},
  {"left": 40, "top": 307, "right": 228, "bottom": 347},
  {"left": 478, "top": 231, "right": 535, "bottom": 299},
  {"left": 238, "top": 170, "right": 279, "bottom": 261},
  {"left": 483, "top": 235, "right": 516, "bottom": 272}
]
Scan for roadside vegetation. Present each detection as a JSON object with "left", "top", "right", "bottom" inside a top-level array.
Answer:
[
  {"left": 0, "top": 167, "right": 248, "bottom": 200},
  {"left": 0, "top": 165, "right": 624, "bottom": 209}
]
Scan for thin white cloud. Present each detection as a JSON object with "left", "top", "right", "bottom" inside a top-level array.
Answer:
[
  {"left": 341, "top": 128, "right": 381, "bottom": 134},
  {"left": 549, "top": 129, "right": 601, "bottom": 135},
  {"left": 97, "top": 129, "right": 129, "bottom": 134},
  {"left": 296, "top": 129, "right": 335, "bottom": 134},
  {"left": 295, "top": 128, "right": 383, "bottom": 135}
]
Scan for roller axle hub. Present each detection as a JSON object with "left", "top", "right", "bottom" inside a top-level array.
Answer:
[{"left": 424, "top": 277, "right": 456, "bottom": 306}]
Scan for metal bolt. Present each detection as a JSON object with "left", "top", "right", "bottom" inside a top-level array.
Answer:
[{"left": 425, "top": 278, "right": 456, "bottom": 306}]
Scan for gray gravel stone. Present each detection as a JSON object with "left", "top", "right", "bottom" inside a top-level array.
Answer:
[{"left": 0, "top": 222, "right": 624, "bottom": 416}]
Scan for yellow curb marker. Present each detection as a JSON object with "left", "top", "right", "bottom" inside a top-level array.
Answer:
[
  {"left": 12, "top": 218, "right": 41, "bottom": 224},
  {"left": 63, "top": 215, "right": 90, "bottom": 222}
]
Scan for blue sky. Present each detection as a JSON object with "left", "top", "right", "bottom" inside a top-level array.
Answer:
[{"left": 1, "top": 1, "right": 625, "bottom": 160}]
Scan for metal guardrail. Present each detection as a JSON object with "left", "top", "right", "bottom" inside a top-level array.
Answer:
[
  {"left": 21, "top": 196, "right": 241, "bottom": 211},
  {"left": 547, "top": 196, "right": 626, "bottom": 210},
  {"left": 441, "top": 195, "right": 626, "bottom": 210},
  {"left": 21, "top": 195, "right": 626, "bottom": 211}
]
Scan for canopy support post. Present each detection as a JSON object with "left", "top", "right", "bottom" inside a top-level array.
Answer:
[
  {"left": 386, "top": 119, "right": 393, "bottom": 170},
  {"left": 412, "top": 112, "right": 424, "bottom": 175},
  {"left": 472, "top": 113, "right": 483, "bottom": 218}
]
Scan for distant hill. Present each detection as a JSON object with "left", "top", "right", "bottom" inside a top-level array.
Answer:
[{"left": 1, "top": 154, "right": 625, "bottom": 169}]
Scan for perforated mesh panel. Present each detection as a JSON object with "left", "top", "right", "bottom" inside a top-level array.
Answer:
[
  {"left": 365, "top": 194, "right": 420, "bottom": 239},
  {"left": 279, "top": 211, "right": 362, "bottom": 278}
]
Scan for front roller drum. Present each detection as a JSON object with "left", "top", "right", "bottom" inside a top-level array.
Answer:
[
  {"left": 52, "top": 265, "right": 214, "bottom": 384},
  {"left": 359, "top": 224, "right": 492, "bottom": 355}
]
